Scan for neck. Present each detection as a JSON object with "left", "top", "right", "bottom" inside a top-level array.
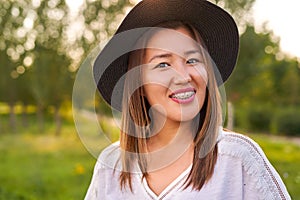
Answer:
[
  {"left": 145, "top": 118, "right": 195, "bottom": 171},
  {"left": 147, "top": 117, "right": 195, "bottom": 151}
]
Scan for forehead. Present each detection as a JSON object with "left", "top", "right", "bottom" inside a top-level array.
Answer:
[{"left": 145, "top": 27, "right": 201, "bottom": 55}]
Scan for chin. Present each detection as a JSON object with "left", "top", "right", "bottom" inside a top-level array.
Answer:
[{"left": 169, "top": 110, "right": 200, "bottom": 122}]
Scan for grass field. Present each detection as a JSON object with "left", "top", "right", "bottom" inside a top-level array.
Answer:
[
  {"left": 0, "top": 120, "right": 299, "bottom": 199},
  {"left": 0, "top": 124, "right": 96, "bottom": 200}
]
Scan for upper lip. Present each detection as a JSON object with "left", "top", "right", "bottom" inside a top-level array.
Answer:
[{"left": 169, "top": 87, "right": 196, "bottom": 97}]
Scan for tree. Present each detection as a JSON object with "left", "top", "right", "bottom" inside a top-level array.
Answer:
[
  {"left": 0, "top": 0, "right": 138, "bottom": 134},
  {"left": 0, "top": 0, "right": 29, "bottom": 132},
  {"left": 225, "top": 26, "right": 280, "bottom": 104},
  {"left": 210, "top": 0, "right": 256, "bottom": 28},
  {"left": 27, "top": 44, "right": 72, "bottom": 134},
  {"left": 68, "top": 0, "right": 135, "bottom": 117},
  {"left": 25, "top": 0, "right": 73, "bottom": 134},
  {"left": 280, "top": 61, "right": 300, "bottom": 106}
]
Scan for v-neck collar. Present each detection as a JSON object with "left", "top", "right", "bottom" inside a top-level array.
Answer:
[{"left": 141, "top": 164, "right": 192, "bottom": 200}]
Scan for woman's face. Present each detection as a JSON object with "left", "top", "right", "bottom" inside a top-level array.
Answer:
[{"left": 142, "top": 27, "right": 208, "bottom": 123}]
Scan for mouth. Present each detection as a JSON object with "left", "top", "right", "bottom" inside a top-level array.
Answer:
[{"left": 169, "top": 88, "right": 196, "bottom": 103}]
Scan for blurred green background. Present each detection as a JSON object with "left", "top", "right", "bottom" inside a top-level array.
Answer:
[{"left": 0, "top": 0, "right": 299, "bottom": 199}]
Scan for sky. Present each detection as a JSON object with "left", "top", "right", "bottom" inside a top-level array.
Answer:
[
  {"left": 253, "top": 0, "right": 300, "bottom": 59},
  {"left": 66, "top": 0, "right": 300, "bottom": 59}
]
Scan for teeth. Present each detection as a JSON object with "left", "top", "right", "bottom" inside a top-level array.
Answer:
[{"left": 171, "top": 91, "right": 195, "bottom": 100}]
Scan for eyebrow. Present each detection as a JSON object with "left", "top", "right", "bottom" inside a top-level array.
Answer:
[
  {"left": 148, "top": 53, "right": 172, "bottom": 63},
  {"left": 148, "top": 49, "right": 202, "bottom": 63},
  {"left": 184, "top": 50, "right": 202, "bottom": 56}
]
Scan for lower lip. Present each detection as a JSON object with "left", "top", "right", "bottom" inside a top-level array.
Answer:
[{"left": 170, "top": 94, "right": 195, "bottom": 104}]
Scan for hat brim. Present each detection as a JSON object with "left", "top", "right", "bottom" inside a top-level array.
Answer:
[{"left": 93, "top": 0, "right": 239, "bottom": 111}]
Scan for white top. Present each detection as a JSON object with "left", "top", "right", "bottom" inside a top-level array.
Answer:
[{"left": 85, "top": 129, "right": 291, "bottom": 200}]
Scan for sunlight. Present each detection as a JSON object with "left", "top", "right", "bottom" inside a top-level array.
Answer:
[
  {"left": 253, "top": 0, "right": 300, "bottom": 58},
  {"left": 64, "top": 0, "right": 300, "bottom": 58},
  {"left": 129, "top": 0, "right": 142, "bottom": 4},
  {"left": 65, "top": 0, "right": 84, "bottom": 11}
]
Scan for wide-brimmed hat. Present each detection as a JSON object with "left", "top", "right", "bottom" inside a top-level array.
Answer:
[{"left": 93, "top": 0, "right": 239, "bottom": 111}]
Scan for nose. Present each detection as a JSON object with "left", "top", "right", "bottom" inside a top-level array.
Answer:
[{"left": 173, "top": 63, "right": 192, "bottom": 85}]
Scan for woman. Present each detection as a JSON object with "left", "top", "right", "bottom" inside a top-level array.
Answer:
[{"left": 86, "top": 0, "right": 290, "bottom": 199}]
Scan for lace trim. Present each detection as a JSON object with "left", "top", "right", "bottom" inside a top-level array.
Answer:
[
  {"left": 219, "top": 132, "right": 288, "bottom": 200},
  {"left": 141, "top": 164, "right": 192, "bottom": 200}
]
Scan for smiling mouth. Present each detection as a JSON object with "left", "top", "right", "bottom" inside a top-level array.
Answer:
[
  {"left": 169, "top": 88, "right": 196, "bottom": 103},
  {"left": 170, "top": 91, "right": 195, "bottom": 100}
]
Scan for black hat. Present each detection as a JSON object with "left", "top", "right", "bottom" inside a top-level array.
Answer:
[{"left": 93, "top": 0, "right": 239, "bottom": 111}]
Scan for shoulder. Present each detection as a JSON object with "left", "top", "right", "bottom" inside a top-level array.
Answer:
[
  {"left": 95, "top": 142, "right": 141, "bottom": 173},
  {"left": 217, "top": 129, "right": 273, "bottom": 178},
  {"left": 85, "top": 142, "right": 124, "bottom": 199},
  {"left": 217, "top": 129, "right": 265, "bottom": 161},
  {"left": 217, "top": 129, "right": 268, "bottom": 181},
  {"left": 92, "top": 141, "right": 142, "bottom": 177},
  {"left": 94, "top": 141, "right": 122, "bottom": 170},
  {"left": 217, "top": 129, "right": 291, "bottom": 200},
  {"left": 88, "top": 142, "right": 121, "bottom": 173}
]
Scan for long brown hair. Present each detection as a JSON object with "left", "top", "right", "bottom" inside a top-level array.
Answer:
[{"left": 119, "top": 21, "right": 222, "bottom": 191}]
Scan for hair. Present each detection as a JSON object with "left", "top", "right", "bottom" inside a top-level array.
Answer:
[{"left": 119, "top": 21, "right": 222, "bottom": 191}]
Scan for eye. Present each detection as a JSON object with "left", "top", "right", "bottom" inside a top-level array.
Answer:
[
  {"left": 186, "top": 58, "right": 200, "bottom": 65},
  {"left": 155, "top": 62, "right": 170, "bottom": 69}
]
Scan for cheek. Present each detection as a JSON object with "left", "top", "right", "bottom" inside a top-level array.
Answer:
[
  {"left": 190, "top": 65, "right": 208, "bottom": 86},
  {"left": 143, "top": 69, "right": 173, "bottom": 89},
  {"left": 143, "top": 85, "right": 163, "bottom": 105}
]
